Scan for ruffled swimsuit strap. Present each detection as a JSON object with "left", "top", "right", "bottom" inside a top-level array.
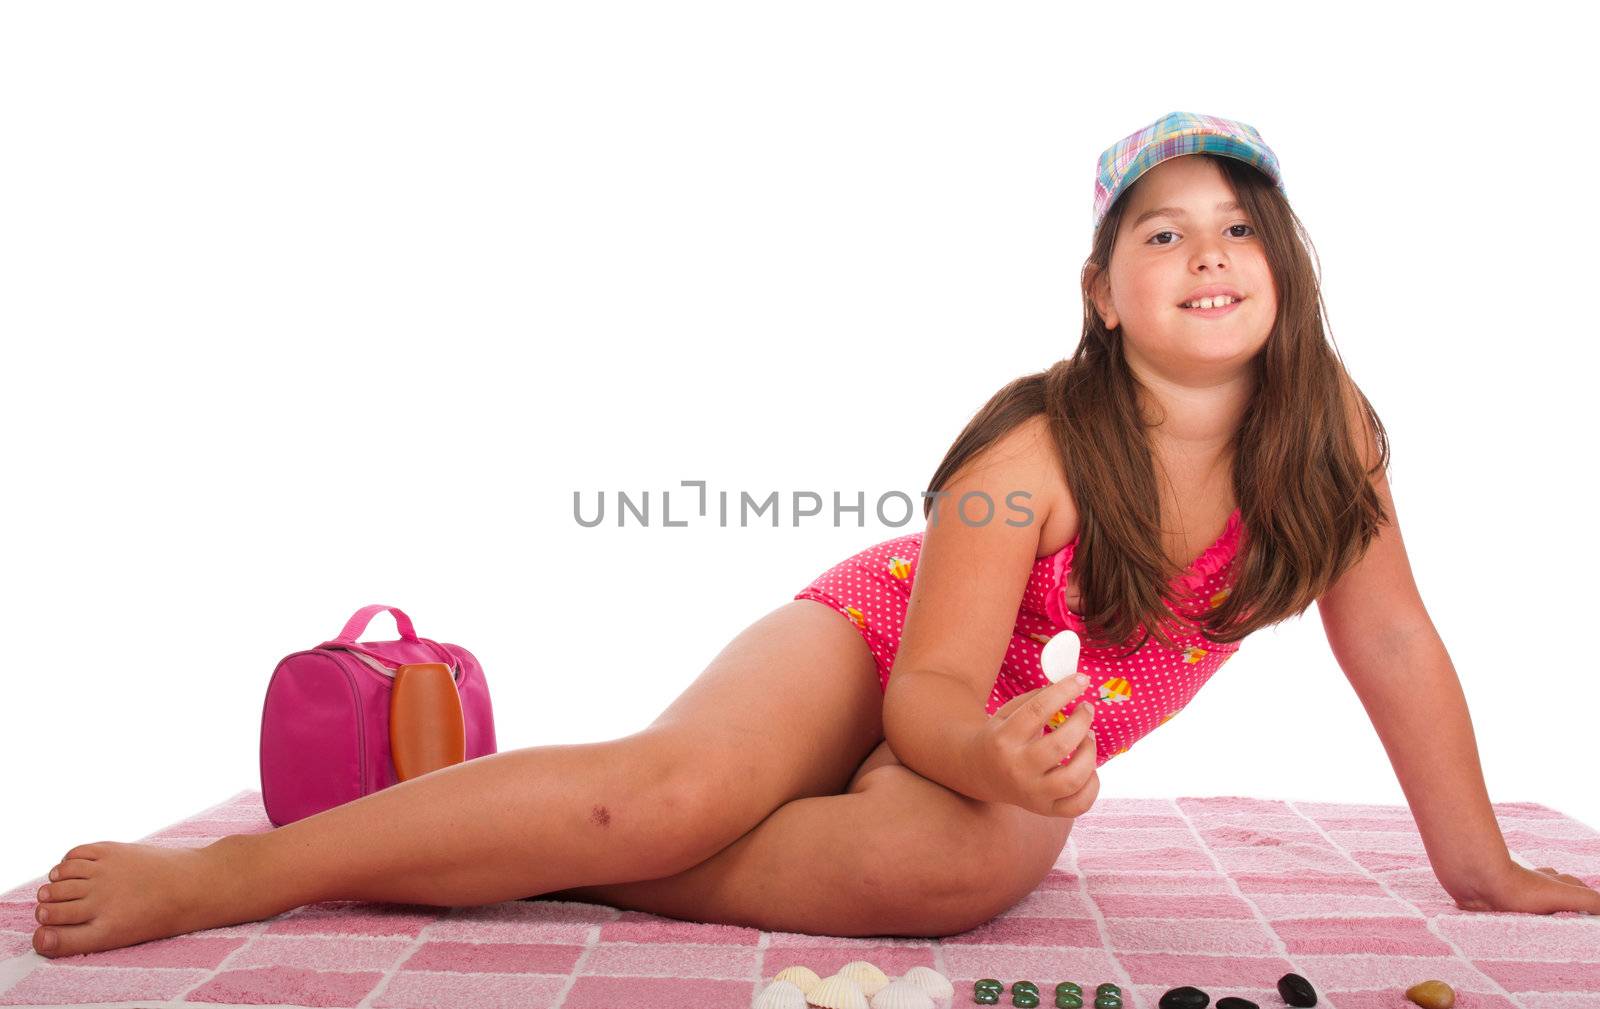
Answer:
[
  {"left": 1173, "top": 506, "right": 1244, "bottom": 592},
  {"left": 1044, "top": 507, "right": 1243, "bottom": 627},
  {"left": 1045, "top": 538, "right": 1084, "bottom": 629}
]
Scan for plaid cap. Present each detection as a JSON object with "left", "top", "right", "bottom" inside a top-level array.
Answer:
[{"left": 1093, "top": 110, "right": 1286, "bottom": 232}]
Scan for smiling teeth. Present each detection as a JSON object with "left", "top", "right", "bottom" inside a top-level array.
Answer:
[{"left": 1183, "top": 296, "right": 1238, "bottom": 309}]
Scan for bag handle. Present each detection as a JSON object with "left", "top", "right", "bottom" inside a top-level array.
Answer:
[
  {"left": 330, "top": 604, "right": 419, "bottom": 645},
  {"left": 316, "top": 604, "right": 457, "bottom": 668}
]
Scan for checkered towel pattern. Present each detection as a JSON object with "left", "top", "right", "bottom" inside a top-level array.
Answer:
[{"left": 2, "top": 791, "right": 1596, "bottom": 1008}]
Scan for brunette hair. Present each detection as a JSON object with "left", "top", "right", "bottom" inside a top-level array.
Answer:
[{"left": 924, "top": 153, "right": 1390, "bottom": 656}]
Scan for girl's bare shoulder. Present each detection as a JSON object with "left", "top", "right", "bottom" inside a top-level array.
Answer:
[{"left": 1011, "top": 414, "right": 1080, "bottom": 560}]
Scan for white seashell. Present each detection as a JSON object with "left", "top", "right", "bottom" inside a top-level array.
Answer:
[
  {"left": 837, "top": 961, "right": 890, "bottom": 996},
  {"left": 1040, "top": 629, "right": 1082, "bottom": 683},
  {"left": 807, "top": 974, "right": 869, "bottom": 1009},
  {"left": 898, "top": 966, "right": 955, "bottom": 1004},
  {"left": 754, "top": 979, "right": 810, "bottom": 1009},
  {"left": 870, "top": 979, "right": 935, "bottom": 1009},
  {"left": 774, "top": 966, "right": 823, "bottom": 994}
]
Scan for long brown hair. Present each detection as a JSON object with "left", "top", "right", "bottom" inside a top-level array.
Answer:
[{"left": 924, "top": 153, "right": 1390, "bottom": 657}]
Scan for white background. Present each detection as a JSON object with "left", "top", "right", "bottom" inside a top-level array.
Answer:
[{"left": 3, "top": 2, "right": 1595, "bottom": 892}]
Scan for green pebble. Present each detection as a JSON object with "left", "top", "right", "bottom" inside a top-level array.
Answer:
[
  {"left": 1093, "top": 996, "right": 1122, "bottom": 1009},
  {"left": 1013, "top": 995, "right": 1040, "bottom": 1009},
  {"left": 974, "top": 993, "right": 1000, "bottom": 1005},
  {"left": 1054, "top": 995, "right": 1084, "bottom": 1009},
  {"left": 976, "top": 979, "right": 1003, "bottom": 991},
  {"left": 1096, "top": 983, "right": 1120, "bottom": 995},
  {"left": 1013, "top": 981, "right": 1039, "bottom": 993},
  {"left": 1056, "top": 982, "right": 1083, "bottom": 994}
]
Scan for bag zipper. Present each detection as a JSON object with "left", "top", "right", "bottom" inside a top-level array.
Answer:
[{"left": 330, "top": 646, "right": 460, "bottom": 681}]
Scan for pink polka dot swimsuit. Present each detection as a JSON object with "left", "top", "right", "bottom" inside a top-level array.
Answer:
[{"left": 793, "top": 508, "right": 1247, "bottom": 767}]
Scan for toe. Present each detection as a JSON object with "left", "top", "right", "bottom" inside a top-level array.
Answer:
[
  {"left": 36, "top": 900, "right": 92, "bottom": 926},
  {"left": 33, "top": 923, "right": 94, "bottom": 959},
  {"left": 33, "top": 926, "right": 59, "bottom": 956},
  {"left": 39, "top": 879, "right": 89, "bottom": 902},
  {"left": 63, "top": 843, "right": 107, "bottom": 862},
  {"left": 50, "top": 858, "right": 97, "bottom": 882}
]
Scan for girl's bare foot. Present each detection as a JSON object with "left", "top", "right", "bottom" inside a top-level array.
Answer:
[{"left": 31, "top": 837, "right": 256, "bottom": 959}]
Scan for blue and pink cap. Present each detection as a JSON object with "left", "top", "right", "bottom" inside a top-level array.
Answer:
[{"left": 1093, "top": 110, "right": 1287, "bottom": 233}]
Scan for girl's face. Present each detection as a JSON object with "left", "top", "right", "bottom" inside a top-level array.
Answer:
[{"left": 1091, "top": 155, "right": 1277, "bottom": 381}]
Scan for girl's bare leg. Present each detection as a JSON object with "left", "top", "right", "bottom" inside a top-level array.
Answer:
[
  {"left": 544, "top": 742, "right": 1075, "bottom": 938},
  {"left": 32, "top": 735, "right": 698, "bottom": 958},
  {"left": 33, "top": 599, "right": 889, "bottom": 958}
]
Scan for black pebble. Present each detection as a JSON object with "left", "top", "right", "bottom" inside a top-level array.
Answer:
[
  {"left": 1277, "top": 973, "right": 1317, "bottom": 1007},
  {"left": 1215, "top": 999, "right": 1259, "bottom": 1009},
  {"left": 1158, "top": 986, "right": 1209, "bottom": 1009}
]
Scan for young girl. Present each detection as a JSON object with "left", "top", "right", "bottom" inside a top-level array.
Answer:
[{"left": 29, "top": 110, "right": 1599, "bottom": 960}]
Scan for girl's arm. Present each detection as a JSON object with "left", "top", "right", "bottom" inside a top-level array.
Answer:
[
  {"left": 886, "top": 415, "right": 1071, "bottom": 803},
  {"left": 1317, "top": 421, "right": 1597, "bottom": 914},
  {"left": 1327, "top": 623, "right": 1510, "bottom": 905},
  {"left": 1333, "top": 629, "right": 1600, "bottom": 915}
]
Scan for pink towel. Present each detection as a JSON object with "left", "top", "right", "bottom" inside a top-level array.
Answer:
[{"left": 2, "top": 792, "right": 1595, "bottom": 1008}]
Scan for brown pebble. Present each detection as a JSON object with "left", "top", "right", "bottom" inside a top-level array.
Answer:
[{"left": 1405, "top": 979, "right": 1455, "bottom": 1009}]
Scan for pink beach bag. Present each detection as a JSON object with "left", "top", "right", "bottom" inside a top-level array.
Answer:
[{"left": 259, "top": 604, "right": 498, "bottom": 826}]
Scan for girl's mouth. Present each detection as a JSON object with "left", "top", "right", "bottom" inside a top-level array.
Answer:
[{"left": 1178, "top": 297, "right": 1244, "bottom": 318}]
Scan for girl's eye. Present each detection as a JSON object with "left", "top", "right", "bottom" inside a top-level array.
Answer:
[{"left": 1148, "top": 224, "right": 1255, "bottom": 246}]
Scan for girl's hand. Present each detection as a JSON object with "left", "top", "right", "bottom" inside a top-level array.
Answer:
[
  {"left": 1454, "top": 862, "right": 1600, "bottom": 915},
  {"left": 967, "top": 674, "right": 1099, "bottom": 818}
]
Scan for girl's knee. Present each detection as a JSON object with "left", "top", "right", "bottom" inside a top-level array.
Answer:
[
  {"left": 598, "top": 736, "right": 733, "bottom": 879},
  {"left": 854, "top": 767, "right": 1071, "bottom": 929},
  {"left": 852, "top": 769, "right": 999, "bottom": 907},
  {"left": 975, "top": 804, "right": 1074, "bottom": 915}
]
